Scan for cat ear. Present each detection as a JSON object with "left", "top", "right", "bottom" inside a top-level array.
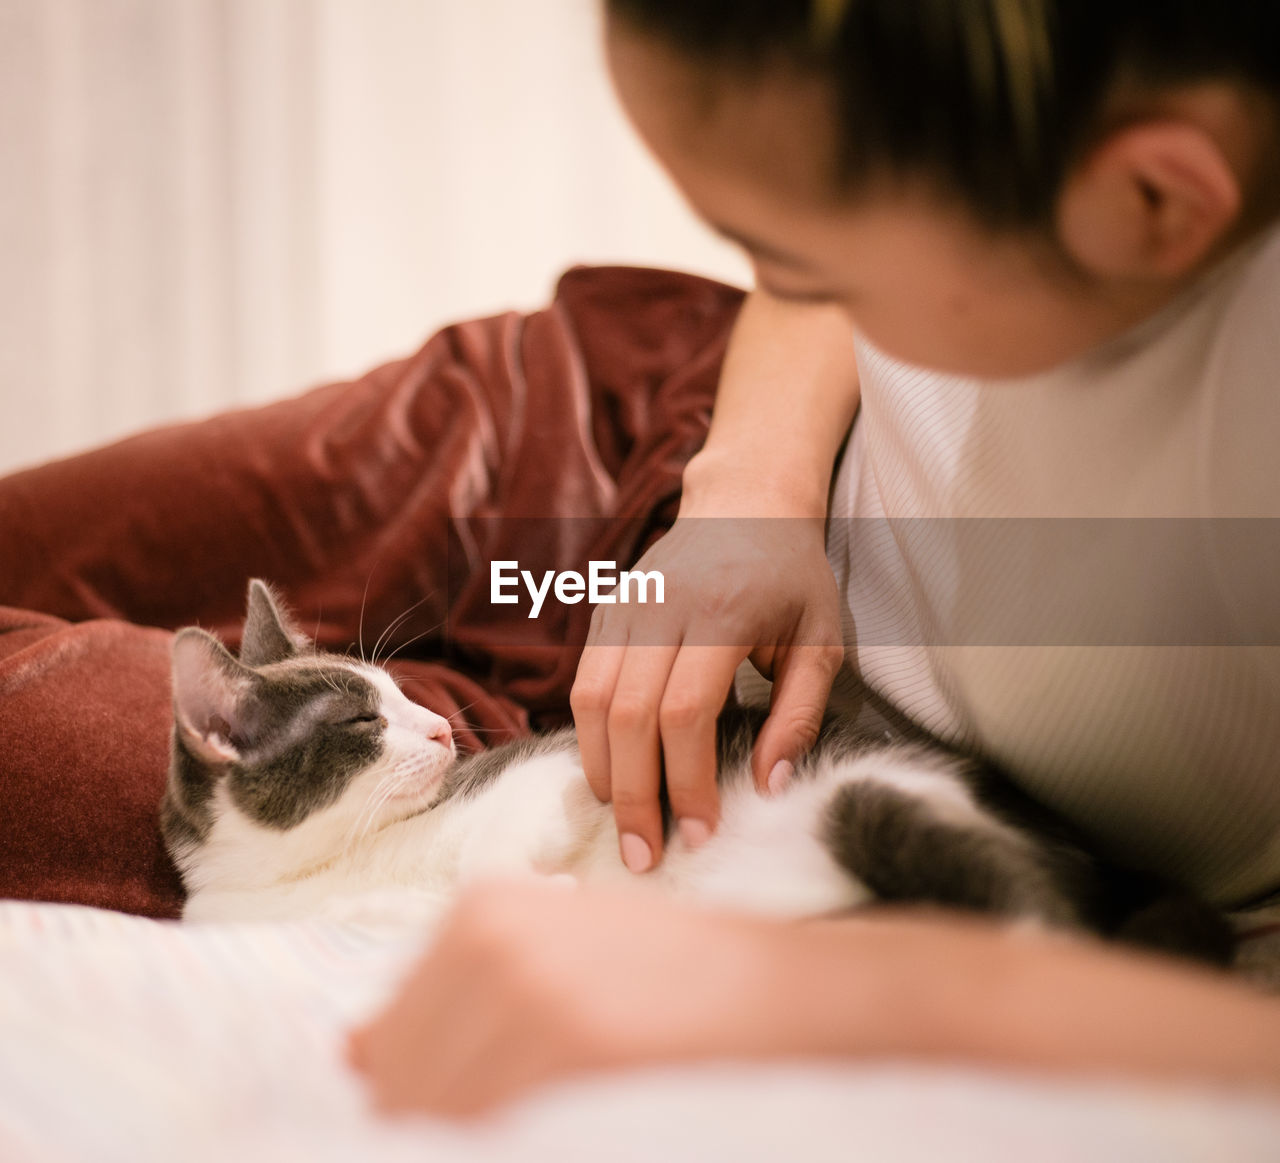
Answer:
[
  {"left": 171, "top": 628, "right": 255, "bottom": 764},
  {"left": 240, "top": 579, "right": 308, "bottom": 667}
]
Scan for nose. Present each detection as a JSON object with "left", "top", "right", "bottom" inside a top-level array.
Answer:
[
  {"left": 427, "top": 716, "right": 452, "bottom": 748},
  {"left": 410, "top": 703, "right": 453, "bottom": 749}
]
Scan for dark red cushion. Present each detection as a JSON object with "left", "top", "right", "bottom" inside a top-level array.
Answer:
[{"left": 0, "top": 266, "right": 744, "bottom": 917}]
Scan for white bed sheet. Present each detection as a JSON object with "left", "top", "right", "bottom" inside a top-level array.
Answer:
[{"left": 1, "top": 901, "right": 1277, "bottom": 1163}]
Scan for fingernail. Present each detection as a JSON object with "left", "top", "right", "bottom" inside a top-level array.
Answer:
[
  {"left": 678, "top": 818, "right": 711, "bottom": 849},
  {"left": 767, "top": 759, "right": 794, "bottom": 797},
  {"left": 619, "top": 832, "right": 653, "bottom": 874}
]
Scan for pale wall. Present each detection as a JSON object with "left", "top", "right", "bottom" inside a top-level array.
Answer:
[{"left": 0, "top": 0, "right": 750, "bottom": 475}]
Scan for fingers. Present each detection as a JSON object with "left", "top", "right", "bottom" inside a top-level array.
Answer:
[
  {"left": 347, "top": 884, "right": 541, "bottom": 1118},
  {"left": 751, "top": 640, "right": 844, "bottom": 794},
  {"left": 604, "top": 643, "right": 680, "bottom": 872},
  {"left": 347, "top": 932, "right": 471, "bottom": 1114},
  {"left": 570, "top": 636, "right": 626, "bottom": 804},
  {"left": 658, "top": 645, "right": 744, "bottom": 843},
  {"left": 575, "top": 634, "right": 740, "bottom": 870},
  {"left": 570, "top": 515, "right": 845, "bottom": 872}
]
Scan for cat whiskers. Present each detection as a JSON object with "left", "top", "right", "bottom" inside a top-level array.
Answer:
[
  {"left": 364, "top": 593, "right": 433, "bottom": 667},
  {"left": 443, "top": 701, "right": 515, "bottom": 741},
  {"left": 316, "top": 668, "right": 344, "bottom": 697},
  {"left": 340, "top": 776, "right": 402, "bottom": 857},
  {"left": 339, "top": 759, "right": 433, "bottom": 857},
  {"left": 357, "top": 570, "right": 376, "bottom": 664},
  {"left": 443, "top": 699, "right": 482, "bottom": 729},
  {"left": 379, "top": 630, "right": 440, "bottom": 671}
]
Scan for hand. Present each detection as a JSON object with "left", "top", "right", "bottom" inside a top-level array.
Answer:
[
  {"left": 345, "top": 879, "right": 786, "bottom": 1118},
  {"left": 570, "top": 502, "right": 844, "bottom": 874},
  {"left": 568, "top": 290, "right": 859, "bottom": 875}
]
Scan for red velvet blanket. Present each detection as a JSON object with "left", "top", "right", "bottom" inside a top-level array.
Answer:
[{"left": 0, "top": 266, "right": 744, "bottom": 917}]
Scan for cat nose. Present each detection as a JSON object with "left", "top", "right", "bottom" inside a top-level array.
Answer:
[{"left": 427, "top": 718, "right": 452, "bottom": 748}]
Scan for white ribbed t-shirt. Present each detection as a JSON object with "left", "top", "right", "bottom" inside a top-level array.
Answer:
[{"left": 826, "top": 224, "right": 1280, "bottom": 907}]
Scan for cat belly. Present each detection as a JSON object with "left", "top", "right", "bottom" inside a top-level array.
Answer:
[
  {"left": 555, "top": 762, "right": 873, "bottom": 917},
  {"left": 651, "top": 766, "right": 875, "bottom": 916},
  {"left": 444, "top": 750, "right": 868, "bottom": 917}
]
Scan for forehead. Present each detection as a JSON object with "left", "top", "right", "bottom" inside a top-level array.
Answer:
[
  {"left": 256, "top": 658, "right": 379, "bottom": 706},
  {"left": 605, "top": 19, "right": 845, "bottom": 212},
  {"left": 361, "top": 665, "right": 408, "bottom": 708}
]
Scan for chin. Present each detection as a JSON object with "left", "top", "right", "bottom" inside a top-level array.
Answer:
[
  {"left": 863, "top": 326, "right": 1093, "bottom": 381},
  {"left": 394, "top": 753, "right": 452, "bottom": 806}
]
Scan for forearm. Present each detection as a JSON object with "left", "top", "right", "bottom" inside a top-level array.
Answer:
[
  {"left": 762, "top": 912, "right": 1280, "bottom": 1091},
  {"left": 682, "top": 289, "right": 860, "bottom": 519}
]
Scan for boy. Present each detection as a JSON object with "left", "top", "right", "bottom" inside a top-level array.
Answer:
[{"left": 352, "top": 1, "right": 1280, "bottom": 1114}]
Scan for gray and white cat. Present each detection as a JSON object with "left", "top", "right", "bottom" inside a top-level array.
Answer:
[{"left": 160, "top": 580, "right": 1231, "bottom": 962}]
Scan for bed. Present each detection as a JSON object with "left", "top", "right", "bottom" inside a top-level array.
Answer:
[
  {"left": 2, "top": 266, "right": 1277, "bottom": 1160},
  {"left": 3, "top": 900, "right": 1278, "bottom": 1163}
]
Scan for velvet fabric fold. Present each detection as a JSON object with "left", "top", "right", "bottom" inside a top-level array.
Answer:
[{"left": 0, "top": 266, "right": 744, "bottom": 917}]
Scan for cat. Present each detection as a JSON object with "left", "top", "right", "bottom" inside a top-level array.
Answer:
[{"left": 160, "top": 579, "right": 1232, "bottom": 963}]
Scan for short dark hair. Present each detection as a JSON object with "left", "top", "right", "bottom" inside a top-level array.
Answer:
[{"left": 608, "top": 0, "right": 1280, "bottom": 227}]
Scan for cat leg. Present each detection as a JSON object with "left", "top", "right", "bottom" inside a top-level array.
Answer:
[
  {"left": 823, "top": 779, "right": 1084, "bottom": 928},
  {"left": 454, "top": 754, "right": 604, "bottom": 884}
]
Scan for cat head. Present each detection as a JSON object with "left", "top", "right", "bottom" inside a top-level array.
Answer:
[{"left": 161, "top": 579, "right": 455, "bottom": 891}]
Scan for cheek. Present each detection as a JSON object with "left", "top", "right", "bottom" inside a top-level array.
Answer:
[
  {"left": 379, "top": 723, "right": 418, "bottom": 759},
  {"left": 383, "top": 722, "right": 454, "bottom": 770}
]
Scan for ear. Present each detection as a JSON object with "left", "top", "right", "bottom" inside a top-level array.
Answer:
[
  {"left": 171, "top": 628, "right": 255, "bottom": 764},
  {"left": 1056, "top": 120, "right": 1242, "bottom": 283},
  {"left": 240, "top": 579, "right": 308, "bottom": 667}
]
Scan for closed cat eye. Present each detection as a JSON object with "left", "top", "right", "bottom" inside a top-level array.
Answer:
[{"left": 341, "top": 712, "right": 385, "bottom": 727}]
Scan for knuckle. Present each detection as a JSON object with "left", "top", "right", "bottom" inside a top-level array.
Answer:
[
  {"left": 694, "top": 586, "right": 736, "bottom": 622},
  {"left": 669, "top": 783, "right": 719, "bottom": 823},
  {"left": 608, "top": 694, "right": 656, "bottom": 735},
  {"left": 658, "top": 693, "right": 712, "bottom": 733},
  {"left": 609, "top": 785, "right": 657, "bottom": 817},
  {"left": 774, "top": 708, "right": 825, "bottom": 752},
  {"left": 583, "top": 766, "right": 611, "bottom": 803},
  {"left": 569, "top": 677, "right": 611, "bottom": 717},
  {"left": 586, "top": 604, "right": 625, "bottom": 646},
  {"left": 817, "top": 643, "right": 846, "bottom": 674}
]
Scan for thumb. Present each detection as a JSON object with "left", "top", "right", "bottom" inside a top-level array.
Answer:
[{"left": 750, "top": 641, "right": 843, "bottom": 793}]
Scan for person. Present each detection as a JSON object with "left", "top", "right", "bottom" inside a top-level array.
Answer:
[{"left": 348, "top": 0, "right": 1280, "bottom": 1115}]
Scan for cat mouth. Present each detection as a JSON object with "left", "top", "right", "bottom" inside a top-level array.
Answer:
[{"left": 389, "top": 764, "right": 447, "bottom": 803}]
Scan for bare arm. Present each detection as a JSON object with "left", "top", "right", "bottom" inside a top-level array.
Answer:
[
  {"left": 681, "top": 288, "right": 861, "bottom": 519},
  {"left": 773, "top": 911, "right": 1280, "bottom": 1089},
  {"left": 571, "top": 289, "right": 860, "bottom": 871},
  {"left": 350, "top": 882, "right": 1280, "bottom": 1117}
]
